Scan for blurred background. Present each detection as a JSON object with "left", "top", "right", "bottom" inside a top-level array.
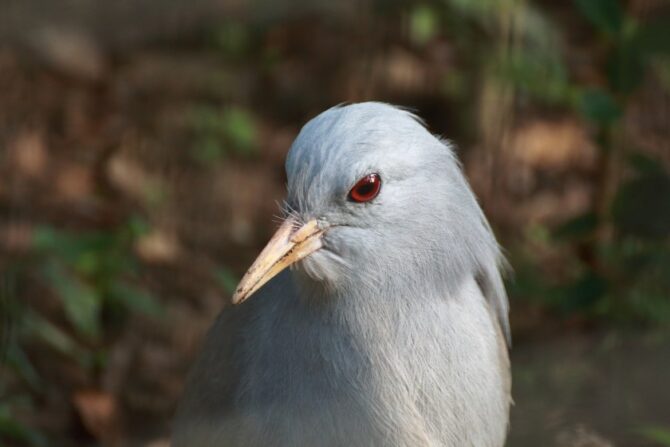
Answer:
[{"left": 0, "top": 0, "right": 669, "bottom": 446}]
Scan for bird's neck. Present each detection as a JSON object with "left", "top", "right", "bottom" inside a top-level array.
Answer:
[{"left": 289, "top": 266, "right": 471, "bottom": 341}]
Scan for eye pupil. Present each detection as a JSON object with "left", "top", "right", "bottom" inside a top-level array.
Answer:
[
  {"left": 357, "top": 183, "right": 374, "bottom": 195},
  {"left": 349, "top": 173, "right": 381, "bottom": 203}
]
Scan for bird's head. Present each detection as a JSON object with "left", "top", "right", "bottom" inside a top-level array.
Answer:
[{"left": 232, "top": 102, "right": 505, "bottom": 318}]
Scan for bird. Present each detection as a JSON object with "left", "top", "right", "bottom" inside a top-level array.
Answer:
[{"left": 172, "top": 102, "right": 511, "bottom": 447}]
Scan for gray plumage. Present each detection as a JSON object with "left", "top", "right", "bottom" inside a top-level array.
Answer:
[{"left": 173, "top": 102, "right": 511, "bottom": 447}]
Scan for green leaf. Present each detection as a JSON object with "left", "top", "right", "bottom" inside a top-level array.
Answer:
[
  {"left": 628, "top": 288, "right": 670, "bottom": 324},
  {"left": 32, "top": 226, "right": 91, "bottom": 266},
  {"left": 222, "top": 107, "right": 257, "bottom": 155},
  {"left": 554, "top": 213, "right": 598, "bottom": 240},
  {"left": 126, "top": 216, "right": 151, "bottom": 238},
  {"left": 638, "top": 19, "right": 670, "bottom": 56},
  {"left": 0, "top": 404, "right": 48, "bottom": 447},
  {"left": 190, "top": 106, "right": 225, "bottom": 133},
  {"left": 607, "top": 33, "right": 645, "bottom": 93},
  {"left": 626, "top": 153, "right": 664, "bottom": 175},
  {"left": 43, "top": 262, "right": 101, "bottom": 339},
  {"left": 108, "top": 282, "right": 162, "bottom": 317},
  {"left": 189, "top": 105, "right": 258, "bottom": 159},
  {"left": 440, "top": 70, "right": 467, "bottom": 99},
  {"left": 32, "top": 226, "right": 124, "bottom": 269},
  {"left": 497, "top": 50, "right": 573, "bottom": 105},
  {"left": 193, "top": 136, "right": 225, "bottom": 164},
  {"left": 31, "top": 226, "right": 59, "bottom": 251},
  {"left": 639, "top": 426, "right": 670, "bottom": 445},
  {"left": 215, "top": 268, "right": 239, "bottom": 294},
  {"left": 410, "top": 5, "right": 439, "bottom": 46},
  {"left": 578, "top": 88, "right": 622, "bottom": 125},
  {"left": 445, "top": 0, "right": 503, "bottom": 24},
  {"left": 5, "top": 344, "right": 42, "bottom": 391},
  {"left": 22, "top": 312, "right": 89, "bottom": 366},
  {"left": 74, "top": 250, "right": 101, "bottom": 276},
  {"left": 557, "top": 272, "right": 608, "bottom": 314},
  {"left": 574, "top": 0, "right": 623, "bottom": 36},
  {"left": 212, "top": 22, "right": 249, "bottom": 58}
]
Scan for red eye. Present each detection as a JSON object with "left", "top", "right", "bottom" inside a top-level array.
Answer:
[{"left": 349, "top": 173, "right": 382, "bottom": 203}]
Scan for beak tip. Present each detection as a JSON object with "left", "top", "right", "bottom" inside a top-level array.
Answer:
[{"left": 231, "top": 291, "right": 245, "bottom": 305}]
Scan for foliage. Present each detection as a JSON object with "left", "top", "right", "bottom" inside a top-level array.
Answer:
[
  {"left": 0, "top": 400, "right": 47, "bottom": 447},
  {"left": 1, "top": 217, "right": 161, "bottom": 444},
  {"left": 212, "top": 20, "right": 251, "bottom": 59},
  {"left": 574, "top": 0, "right": 622, "bottom": 36},
  {"left": 403, "top": 0, "right": 670, "bottom": 328},
  {"left": 640, "top": 426, "right": 670, "bottom": 446},
  {"left": 189, "top": 104, "right": 259, "bottom": 164},
  {"left": 409, "top": 5, "right": 439, "bottom": 46},
  {"left": 30, "top": 219, "right": 161, "bottom": 339},
  {"left": 510, "top": 155, "right": 670, "bottom": 325},
  {"left": 215, "top": 268, "right": 239, "bottom": 295}
]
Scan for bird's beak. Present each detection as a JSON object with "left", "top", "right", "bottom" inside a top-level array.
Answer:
[{"left": 231, "top": 218, "right": 324, "bottom": 305}]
